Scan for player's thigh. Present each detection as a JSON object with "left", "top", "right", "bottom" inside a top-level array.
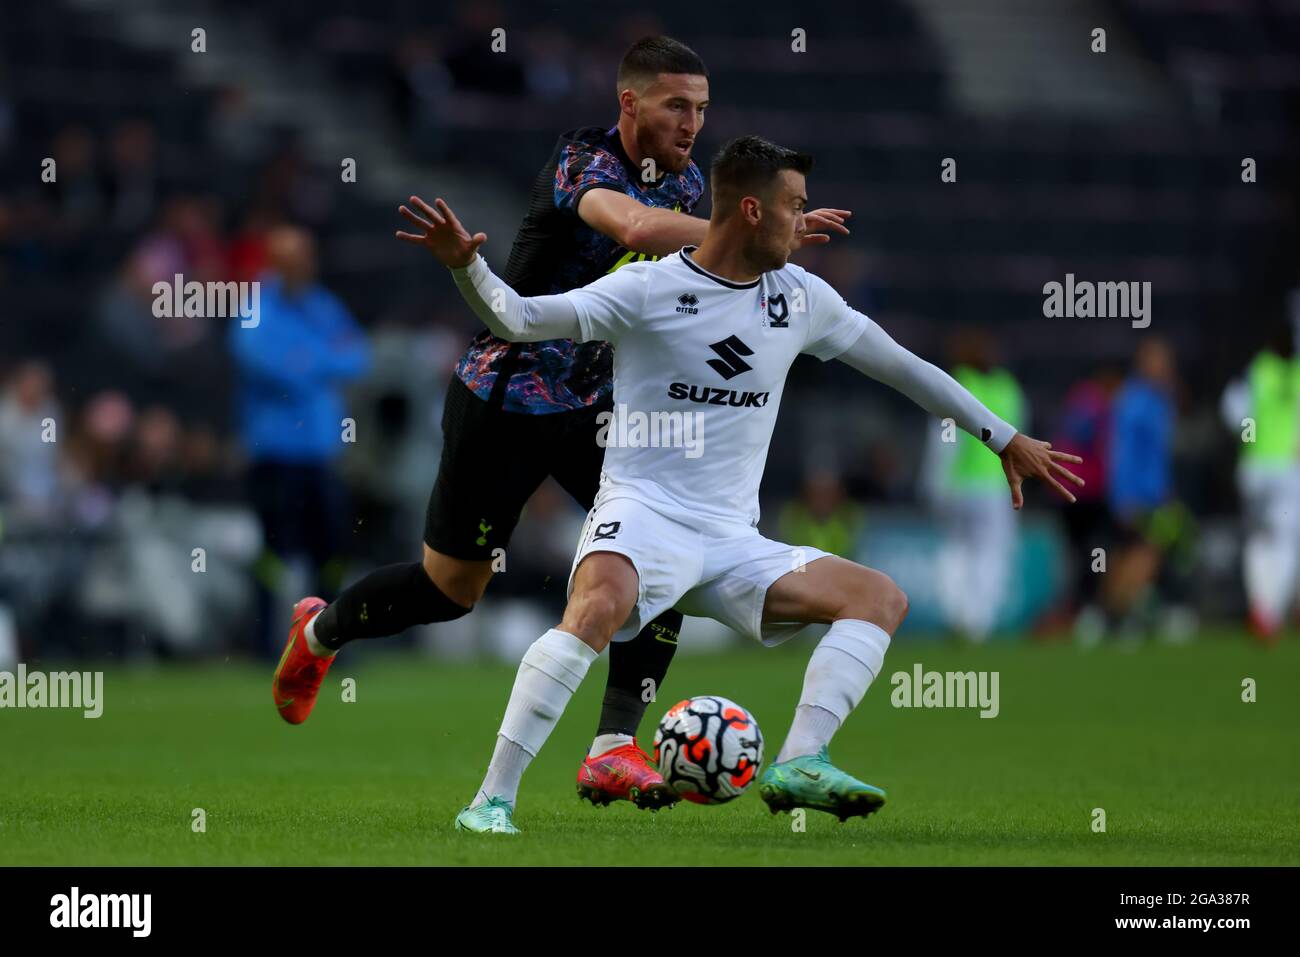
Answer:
[
  {"left": 423, "top": 376, "right": 553, "bottom": 564},
  {"left": 565, "top": 497, "right": 702, "bottom": 649},
  {"left": 763, "top": 555, "right": 909, "bottom": 633},
  {"left": 561, "top": 551, "right": 641, "bottom": 650}
]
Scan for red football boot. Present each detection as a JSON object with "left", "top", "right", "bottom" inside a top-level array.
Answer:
[
  {"left": 577, "top": 741, "right": 680, "bottom": 810},
  {"left": 272, "top": 597, "right": 333, "bottom": 725}
]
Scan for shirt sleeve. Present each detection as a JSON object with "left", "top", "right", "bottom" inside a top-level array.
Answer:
[
  {"left": 450, "top": 254, "right": 582, "bottom": 342},
  {"left": 554, "top": 140, "right": 629, "bottom": 216},
  {"left": 834, "top": 308, "right": 1018, "bottom": 453},
  {"left": 566, "top": 262, "right": 651, "bottom": 346},
  {"left": 802, "top": 271, "right": 871, "bottom": 361}
]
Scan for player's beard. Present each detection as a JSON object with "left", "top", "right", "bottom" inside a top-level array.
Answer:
[
  {"left": 636, "top": 125, "right": 691, "bottom": 176},
  {"left": 744, "top": 232, "right": 788, "bottom": 274}
]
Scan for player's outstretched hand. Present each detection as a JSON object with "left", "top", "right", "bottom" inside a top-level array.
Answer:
[
  {"left": 998, "top": 433, "right": 1084, "bottom": 510},
  {"left": 395, "top": 196, "right": 486, "bottom": 268},
  {"left": 796, "top": 208, "right": 852, "bottom": 248}
]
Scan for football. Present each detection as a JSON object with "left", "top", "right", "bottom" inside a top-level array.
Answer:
[{"left": 653, "top": 695, "right": 764, "bottom": 804}]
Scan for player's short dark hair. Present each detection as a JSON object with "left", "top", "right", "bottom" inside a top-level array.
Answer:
[
  {"left": 709, "top": 136, "right": 814, "bottom": 219},
  {"left": 617, "top": 36, "right": 708, "bottom": 92}
]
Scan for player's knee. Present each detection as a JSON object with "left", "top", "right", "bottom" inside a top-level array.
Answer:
[
  {"left": 421, "top": 547, "right": 491, "bottom": 607},
  {"left": 887, "top": 583, "right": 910, "bottom": 632},
  {"left": 847, "top": 573, "right": 908, "bottom": 634},
  {"left": 561, "top": 587, "right": 626, "bottom": 648},
  {"left": 409, "top": 560, "right": 473, "bottom": 623}
]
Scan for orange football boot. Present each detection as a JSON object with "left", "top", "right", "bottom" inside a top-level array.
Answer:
[
  {"left": 577, "top": 741, "right": 680, "bottom": 810},
  {"left": 272, "top": 597, "right": 333, "bottom": 724}
]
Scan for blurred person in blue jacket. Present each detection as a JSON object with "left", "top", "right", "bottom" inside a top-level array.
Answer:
[
  {"left": 1102, "top": 338, "right": 1195, "bottom": 639},
  {"left": 229, "top": 225, "right": 370, "bottom": 656}
]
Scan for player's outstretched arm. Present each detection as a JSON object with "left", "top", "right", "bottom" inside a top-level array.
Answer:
[
  {"left": 834, "top": 321, "right": 1083, "bottom": 509},
  {"left": 396, "top": 195, "right": 582, "bottom": 342},
  {"left": 578, "top": 189, "right": 852, "bottom": 257}
]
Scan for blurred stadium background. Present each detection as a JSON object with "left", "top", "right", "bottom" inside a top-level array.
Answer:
[{"left": 2, "top": 0, "right": 1300, "bottom": 669}]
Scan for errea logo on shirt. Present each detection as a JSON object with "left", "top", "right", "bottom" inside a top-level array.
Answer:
[{"left": 676, "top": 292, "right": 699, "bottom": 315}]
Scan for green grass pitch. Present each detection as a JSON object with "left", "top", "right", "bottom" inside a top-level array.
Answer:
[{"left": 1, "top": 634, "right": 1296, "bottom": 865}]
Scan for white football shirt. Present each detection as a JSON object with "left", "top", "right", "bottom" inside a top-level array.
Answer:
[{"left": 564, "top": 246, "right": 868, "bottom": 528}]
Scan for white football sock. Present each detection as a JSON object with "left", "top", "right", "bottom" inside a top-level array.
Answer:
[
  {"left": 775, "top": 619, "right": 891, "bottom": 763},
  {"left": 303, "top": 610, "right": 335, "bottom": 659},
  {"left": 475, "top": 736, "right": 533, "bottom": 808},
  {"left": 776, "top": 705, "right": 842, "bottom": 764},
  {"left": 589, "top": 733, "right": 635, "bottom": 758},
  {"left": 471, "top": 628, "right": 598, "bottom": 809}
]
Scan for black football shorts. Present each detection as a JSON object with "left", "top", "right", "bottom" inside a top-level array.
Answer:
[{"left": 423, "top": 375, "right": 609, "bottom": 560}]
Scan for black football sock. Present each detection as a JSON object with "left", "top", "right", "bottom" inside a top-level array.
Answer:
[
  {"left": 598, "top": 609, "right": 682, "bottom": 737},
  {"left": 312, "top": 561, "right": 472, "bottom": 650}
]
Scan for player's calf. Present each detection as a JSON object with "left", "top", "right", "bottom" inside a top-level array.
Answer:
[
  {"left": 763, "top": 560, "right": 899, "bottom": 801},
  {"left": 307, "top": 556, "right": 474, "bottom": 653}
]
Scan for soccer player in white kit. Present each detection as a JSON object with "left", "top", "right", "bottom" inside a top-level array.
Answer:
[{"left": 396, "top": 136, "right": 1085, "bottom": 833}]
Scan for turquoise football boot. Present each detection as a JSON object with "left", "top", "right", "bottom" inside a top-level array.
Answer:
[
  {"left": 757, "top": 746, "right": 886, "bottom": 822},
  {"left": 454, "top": 795, "right": 521, "bottom": 834}
]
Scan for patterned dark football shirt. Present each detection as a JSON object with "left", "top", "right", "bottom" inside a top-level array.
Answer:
[{"left": 454, "top": 125, "right": 705, "bottom": 413}]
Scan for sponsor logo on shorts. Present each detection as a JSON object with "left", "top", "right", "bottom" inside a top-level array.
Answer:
[{"left": 592, "top": 521, "right": 621, "bottom": 541}]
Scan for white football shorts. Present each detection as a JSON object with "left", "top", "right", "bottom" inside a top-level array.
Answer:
[{"left": 566, "top": 493, "right": 834, "bottom": 646}]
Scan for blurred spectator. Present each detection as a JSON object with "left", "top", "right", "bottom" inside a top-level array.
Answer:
[
  {"left": 1219, "top": 321, "right": 1300, "bottom": 642},
  {"left": 1102, "top": 338, "right": 1196, "bottom": 639},
  {"left": 442, "top": 2, "right": 526, "bottom": 97},
  {"left": 0, "top": 360, "right": 62, "bottom": 519},
  {"left": 254, "top": 139, "right": 335, "bottom": 228},
  {"left": 928, "top": 330, "right": 1025, "bottom": 642},
  {"left": 49, "top": 126, "right": 102, "bottom": 234},
  {"left": 102, "top": 119, "right": 159, "bottom": 236},
  {"left": 93, "top": 196, "right": 231, "bottom": 416},
  {"left": 59, "top": 391, "right": 131, "bottom": 528},
  {"left": 228, "top": 225, "right": 371, "bottom": 655},
  {"left": 1053, "top": 364, "right": 1122, "bottom": 624},
  {"left": 523, "top": 28, "right": 576, "bottom": 102},
  {"left": 208, "top": 87, "right": 270, "bottom": 167},
  {"left": 0, "top": 193, "right": 56, "bottom": 277},
  {"left": 388, "top": 34, "right": 452, "bottom": 158},
  {"left": 779, "top": 469, "right": 865, "bottom": 560},
  {"left": 227, "top": 206, "right": 275, "bottom": 284}
]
